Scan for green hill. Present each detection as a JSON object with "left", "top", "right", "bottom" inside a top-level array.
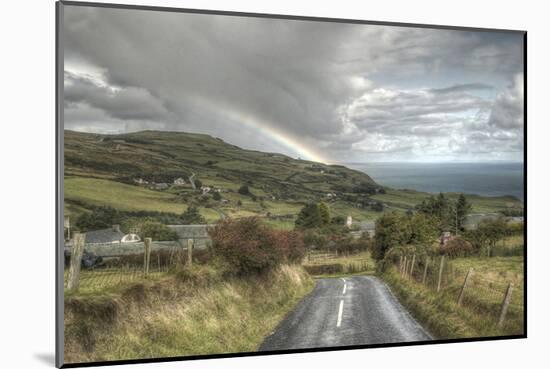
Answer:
[{"left": 63, "top": 130, "right": 523, "bottom": 228}]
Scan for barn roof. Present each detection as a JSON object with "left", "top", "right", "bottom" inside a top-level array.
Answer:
[{"left": 168, "top": 224, "right": 211, "bottom": 239}]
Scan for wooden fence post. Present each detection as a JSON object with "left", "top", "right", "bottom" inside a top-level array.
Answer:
[
  {"left": 399, "top": 255, "right": 403, "bottom": 274},
  {"left": 498, "top": 283, "right": 514, "bottom": 328},
  {"left": 187, "top": 238, "right": 194, "bottom": 266},
  {"left": 67, "top": 232, "right": 86, "bottom": 291},
  {"left": 402, "top": 256, "right": 408, "bottom": 278},
  {"left": 409, "top": 254, "right": 416, "bottom": 280},
  {"left": 457, "top": 268, "right": 474, "bottom": 305},
  {"left": 437, "top": 255, "right": 445, "bottom": 293},
  {"left": 143, "top": 237, "right": 152, "bottom": 277},
  {"left": 422, "top": 257, "right": 429, "bottom": 285}
]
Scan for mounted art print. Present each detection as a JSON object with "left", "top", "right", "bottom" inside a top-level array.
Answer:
[{"left": 56, "top": 1, "right": 526, "bottom": 367}]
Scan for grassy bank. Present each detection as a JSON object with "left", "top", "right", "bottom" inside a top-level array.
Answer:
[
  {"left": 64, "top": 264, "right": 314, "bottom": 364},
  {"left": 380, "top": 256, "right": 524, "bottom": 340}
]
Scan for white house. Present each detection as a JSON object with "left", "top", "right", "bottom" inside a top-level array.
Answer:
[{"left": 173, "top": 177, "right": 186, "bottom": 186}]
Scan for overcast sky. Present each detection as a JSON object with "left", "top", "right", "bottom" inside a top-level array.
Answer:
[{"left": 63, "top": 5, "right": 524, "bottom": 163}]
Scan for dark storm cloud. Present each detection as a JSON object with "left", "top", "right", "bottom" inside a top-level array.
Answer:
[{"left": 63, "top": 5, "right": 524, "bottom": 162}]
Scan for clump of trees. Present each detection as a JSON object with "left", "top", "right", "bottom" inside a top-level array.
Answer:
[
  {"left": 180, "top": 206, "right": 206, "bottom": 224},
  {"left": 417, "top": 193, "right": 471, "bottom": 233},
  {"left": 238, "top": 184, "right": 251, "bottom": 196},
  {"left": 463, "top": 217, "right": 519, "bottom": 256},
  {"left": 208, "top": 217, "right": 305, "bottom": 275},
  {"left": 371, "top": 212, "right": 439, "bottom": 263},
  {"left": 295, "top": 203, "right": 323, "bottom": 229}
]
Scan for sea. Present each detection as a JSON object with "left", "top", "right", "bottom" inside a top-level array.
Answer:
[{"left": 346, "top": 162, "right": 524, "bottom": 201}]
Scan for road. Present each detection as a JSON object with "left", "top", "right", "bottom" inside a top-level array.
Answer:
[{"left": 259, "top": 276, "right": 431, "bottom": 351}]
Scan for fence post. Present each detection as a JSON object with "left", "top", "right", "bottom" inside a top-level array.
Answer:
[
  {"left": 457, "top": 268, "right": 474, "bottom": 305},
  {"left": 437, "top": 255, "right": 445, "bottom": 293},
  {"left": 399, "top": 255, "right": 403, "bottom": 274},
  {"left": 67, "top": 232, "right": 86, "bottom": 291},
  {"left": 409, "top": 254, "right": 416, "bottom": 280},
  {"left": 498, "top": 283, "right": 514, "bottom": 328},
  {"left": 422, "top": 257, "right": 429, "bottom": 285},
  {"left": 144, "top": 237, "right": 152, "bottom": 277},
  {"left": 402, "top": 256, "right": 408, "bottom": 278},
  {"left": 187, "top": 238, "right": 194, "bottom": 266}
]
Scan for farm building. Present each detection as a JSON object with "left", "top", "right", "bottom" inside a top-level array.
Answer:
[
  {"left": 168, "top": 224, "right": 212, "bottom": 249},
  {"left": 173, "top": 177, "right": 186, "bottom": 186},
  {"left": 154, "top": 183, "right": 169, "bottom": 190},
  {"left": 82, "top": 224, "right": 141, "bottom": 246}
]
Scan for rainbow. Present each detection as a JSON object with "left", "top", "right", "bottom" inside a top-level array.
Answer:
[{"left": 187, "top": 95, "right": 330, "bottom": 164}]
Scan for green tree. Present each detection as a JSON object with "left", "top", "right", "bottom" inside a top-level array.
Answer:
[
  {"left": 212, "top": 192, "right": 222, "bottom": 201},
  {"left": 238, "top": 184, "right": 251, "bottom": 195},
  {"left": 138, "top": 220, "right": 179, "bottom": 241},
  {"left": 180, "top": 206, "right": 206, "bottom": 224},
  {"left": 454, "top": 193, "right": 472, "bottom": 232},
  {"left": 75, "top": 206, "right": 121, "bottom": 232},
  {"left": 295, "top": 203, "right": 323, "bottom": 229},
  {"left": 372, "top": 212, "right": 410, "bottom": 261},
  {"left": 319, "top": 202, "right": 331, "bottom": 225}
]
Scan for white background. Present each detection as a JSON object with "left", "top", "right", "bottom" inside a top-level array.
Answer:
[{"left": 0, "top": 0, "right": 547, "bottom": 368}]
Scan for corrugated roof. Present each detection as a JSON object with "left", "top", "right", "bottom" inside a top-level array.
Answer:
[{"left": 85, "top": 228, "right": 124, "bottom": 244}]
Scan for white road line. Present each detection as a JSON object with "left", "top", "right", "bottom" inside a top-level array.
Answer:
[
  {"left": 343, "top": 284, "right": 347, "bottom": 295},
  {"left": 341, "top": 278, "right": 346, "bottom": 282},
  {"left": 336, "top": 299, "right": 344, "bottom": 327}
]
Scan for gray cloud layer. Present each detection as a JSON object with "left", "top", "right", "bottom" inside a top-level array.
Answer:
[{"left": 63, "top": 5, "right": 524, "bottom": 162}]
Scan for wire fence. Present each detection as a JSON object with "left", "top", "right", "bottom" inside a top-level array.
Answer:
[{"left": 396, "top": 254, "right": 524, "bottom": 330}]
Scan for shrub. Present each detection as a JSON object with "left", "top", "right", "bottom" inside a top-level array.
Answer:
[
  {"left": 238, "top": 185, "right": 251, "bottom": 195},
  {"left": 273, "top": 229, "right": 306, "bottom": 264},
  {"left": 209, "top": 217, "right": 303, "bottom": 275},
  {"left": 209, "top": 218, "right": 282, "bottom": 274},
  {"left": 441, "top": 237, "right": 473, "bottom": 257}
]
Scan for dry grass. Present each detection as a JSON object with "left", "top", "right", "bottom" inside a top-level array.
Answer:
[
  {"left": 381, "top": 256, "right": 524, "bottom": 340},
  {"left": 64, "top": 264, "right": 314, "bottom": 364}
]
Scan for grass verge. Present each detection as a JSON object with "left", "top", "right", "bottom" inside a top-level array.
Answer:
[
  {"left": 380, "top": 259, "right": 524, "bottom": 340},
  {"left": 64, "top": 264, "right": 314, "bottom": 363}
]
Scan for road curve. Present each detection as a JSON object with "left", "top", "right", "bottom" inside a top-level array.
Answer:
[{"left": 259, "top": 276, "right": 431, "bottom": 351}]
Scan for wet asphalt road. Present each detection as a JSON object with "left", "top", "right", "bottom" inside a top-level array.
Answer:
[{"left": 259, "top": 276, "right": 432, "bottom": 351}]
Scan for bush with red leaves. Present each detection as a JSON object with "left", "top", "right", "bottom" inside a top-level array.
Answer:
[{"left": 209, "top": 217, "right": 305, "bottom": 274}]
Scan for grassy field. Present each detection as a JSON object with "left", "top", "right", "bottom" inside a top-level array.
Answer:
[
  {"left": 64, "top": 130, "right": 523, "bottom": 229},
  {"left": 372, "top": 188, "right": 522, "bottom": 214},
  {"left": 381, "top": 255, "right": 524, "bottom": 339},
  {"left": 64, "top": 264, "right": 314, "bottom": 363}
]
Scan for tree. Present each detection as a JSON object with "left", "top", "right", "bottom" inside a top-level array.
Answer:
[
  {"left": 194, "top": 179, "right": 203, "bottom": 188},
  {"left": 138, "top": 220, "right": 179, "bottom": 241},
  {"left": 180, "top": 206, "right": 206, "bottom": 224},
  {"left": 372, "top": 212, "right": 410, "bottom": 261},
  {"left": 295, "top": 203, "right": 323, "bottom": 229},
  {"left": 238, "top": 184, "right": 251, "bottom": 195},
  {"left": 319, "top": 202, "right": 331, "bottom": 225},
  {"left": 75, "top": 206, "right": 121, "bottom": 232},
  {"left": 372, "top": 202, "right": 384, "bottom": 212},
  {"left": 212, "top": 192, "right": 222, "bottom": 201},
  {"left": 331, "top": 215, "right": 346, "bottom": 225},
  {"left": 454, "top": 193, "right": 472, "bottom": 232}
]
